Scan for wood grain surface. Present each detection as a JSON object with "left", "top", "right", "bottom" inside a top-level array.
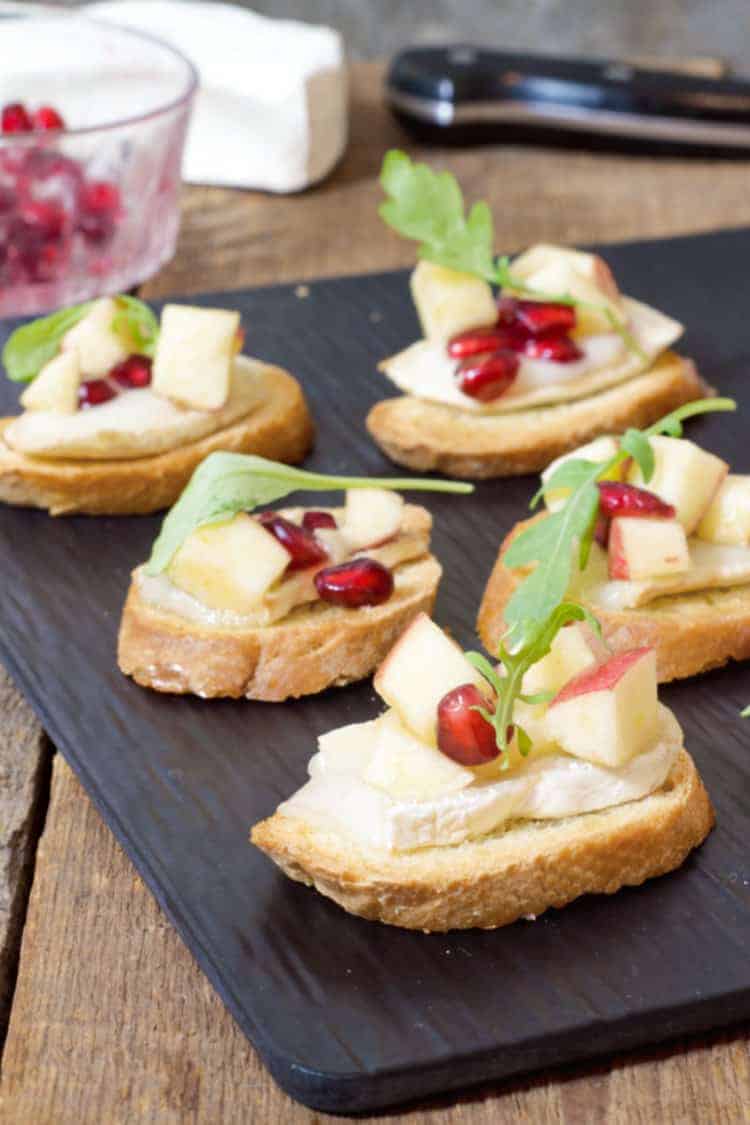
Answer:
[{"left": 2, "top": 59, "right": 750, "bottom": 1123}]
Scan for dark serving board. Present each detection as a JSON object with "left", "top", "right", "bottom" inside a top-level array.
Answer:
[{"left": 1, "top": 228, "right": 749, "bottom": 1114}]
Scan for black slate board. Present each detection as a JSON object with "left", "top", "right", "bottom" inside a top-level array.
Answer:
[{"left": 1, "top": 228, "right": 749, "bottom": 1115}]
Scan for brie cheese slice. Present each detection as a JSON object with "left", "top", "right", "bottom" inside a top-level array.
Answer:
[
  {"left": 379, "top": 297, "right": 683, "bottom": 415},
  {"left": 579, "top": 540, "right": 750, "bottom": 611}
]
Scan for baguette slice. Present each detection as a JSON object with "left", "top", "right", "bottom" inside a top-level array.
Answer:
[
  {"left": 367, "top": 352, "right": 710, "bottom": 479},
  {"left": 0, "top": 363, "right": 313, "bottom": 516},
  {"left": 118, "top": 511, "right": 442, "bottom": 700},
  {"left": 478, "top": 516, "right": 750, "bottom": 682},
  {"left": 252, "top": 748, "right": 713, "bottom": 931}
]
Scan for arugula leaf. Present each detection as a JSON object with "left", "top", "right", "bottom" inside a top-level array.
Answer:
[
  {"left": 742, "top": 705, "right": 750, "bottom": 717},
  {"left": 379, "top": 150, "right": 497, "bottom": 280},
  {"left": 620, "top": 427, "right": 654, "bottom": 481},
  {"left": 112, "top": 296, "right": 159, "bottom": 356},
  {"left": 2, "top": 303, "right": 93, "bottom": 383},
  {"left": 466, "top": 601, "right": 598, "bottom": 755},
  {"left": 146, "top": 452, "right": 474, "bottom": 574}
]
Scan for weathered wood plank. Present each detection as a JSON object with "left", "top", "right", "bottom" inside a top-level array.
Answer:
[
  {"left": 3, "top": 57, "right": 750, "bottom": 1123},
  {"left": 2, "top": 759, "right": 748, "bottom": 1125},
  {"left": 0, "top": 667, "right": 48, "bottom": 1042}
]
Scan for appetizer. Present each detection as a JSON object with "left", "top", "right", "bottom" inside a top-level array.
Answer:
[
  {"left": 118, "top": 453, "right": 472, "bottom": 700},
  {"left": 367, "top": 151, "right": 711, "bottom": 479},
  {"left": 477, "top": 397, "right": 750, "bottom": 681},
  {"left": 252, "top": 609, "right": 713, "bottom": 931},
  {"left": 0, "top": 296, "right": 313, "bottom": 514}
]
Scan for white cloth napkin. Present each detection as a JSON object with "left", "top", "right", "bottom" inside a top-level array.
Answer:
[{"left": 86, "top": 1, "right": 348, "bottom": 192}]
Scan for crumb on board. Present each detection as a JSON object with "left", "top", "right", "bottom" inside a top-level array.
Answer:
[{"left": 295, "top": 285, "right": 310, "bottom": 298}]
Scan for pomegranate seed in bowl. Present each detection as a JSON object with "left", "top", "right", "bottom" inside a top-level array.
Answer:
[
  {"left": 314, "top": 558, "right": 393, "bottom": 607},
  {"left": 31, "top": 106, "right": 65, "bottom": 132},
  {"left": 456, "top": 350, "right": 519, "bottom": 402},
  {"left": 524, "top": 334, "right": 583, "bottom": 363},
  {"left": 110, "top": 355, "right": 152, "bottom": 389},
  {"left": 258, "top": 513, "right": 329, "bottom": 571},
  {"left": 301, "top": 510, "right": 337, "bottom": 532},
  {"left": 79, "top": 379, "right": 117, "bottom": 408},
  {"left": 437, "top": 683, "right": 500, "bottom": 765},
  {"left": 597, "top": 481, "right": 675, "bottom": 519},
  {"left": 514, "top": 300, "right": 576, "bottom": 336},
  {"left": 1, "top": 102, "right": 32, "bottom": 134}
]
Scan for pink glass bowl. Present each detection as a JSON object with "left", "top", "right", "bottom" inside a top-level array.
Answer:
[{"left": 0, "top": 12, "right": 198, "bottom": 316}]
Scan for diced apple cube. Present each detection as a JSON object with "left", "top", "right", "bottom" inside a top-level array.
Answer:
[
  {"left": 20, "top": 350, "right": 80, "bottom": 414},
  {"left": 522, "top": 622, "right": 608, "bottom": 697},
  {"left": 545, "top": 647, "right": 659, "bottom": 766},
  {"left": 608, "top": 517, "right": 689, "bottom": 581},
  {"left": 627, "top": 436, "right": 728, "bottom": 533},
  {"left": 61, "top": 297, "right": 130, "bottom": 376},
  {"left": 542, "top": 436, "right": 621, "bottom": 512},
  {"left": 152, "top": 304, "right": 240, "bottom": 411},
  {"left": 168, "top": 512, "right": 290, "bottom": 611},
  {"left": 410, "top": 260, "right": 497, "bottom": 343},
  {"left": 364, "top": 709, "right": 474, "bottom": 799},
  {"left": 696, "top": 475, "right": 750, "bottom": 546},
  {"left": 344, "top": 488, "right": 404, "bottom": 551},
  {"left": 373, "top": 613, "right": 486, "bottom": 746},
  {"left": 511, "top": 244, "right": 621, "bottom": 304}
]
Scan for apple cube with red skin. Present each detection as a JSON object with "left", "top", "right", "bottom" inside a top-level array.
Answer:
[
  {"left": 373, "top": 613, "right": 486, "bottom": 746},
  {"left": 344, "top": 488, "right": 403, "bottom": 551},
  {"left": 545, "top": 647, "right": 659, "bottom": 767},
  {"left": 522, "top": 621, "right": 608, "bottom": 697},
  {"left": 608, "top": 516, "right": 689, "bottom": 581},
  {"left": 627, "top": 436, "right": 728, "bottom": 534}
]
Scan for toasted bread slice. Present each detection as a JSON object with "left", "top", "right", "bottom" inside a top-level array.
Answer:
[
  {"left": 0, "top": 363, "right": 313, "bottom": 516},
  {"left": 252, "top": 748, "right": 713, "bottom": 931},
  {"left": 478, "top": 516, "right": 750, "bottom": 682},
  {"left": 118, "top": 508, "right": 442, "bottom": 700},
  {"left": 367, "top": 352, "right": 710, "bottom": 479}
]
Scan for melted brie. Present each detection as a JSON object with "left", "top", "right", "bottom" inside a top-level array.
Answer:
[
  {"left": 4, "top": 356, "right": 267, "bottom": 461},
  {"left": 379, "top": 297, "right": 683, "bottom": 415},
  {"left": 136, "top": 507, "right": 431, "bottom": 629},
  {"left": 278, "top": 705, "right": 681, "bottom": 852},
  {"left": 574, "top": 539, "right": 750, "bottom": 611}
]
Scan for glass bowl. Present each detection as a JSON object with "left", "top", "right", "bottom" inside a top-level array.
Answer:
[{"left": 0, "top": 11, "right": 198, "bottom": 316}]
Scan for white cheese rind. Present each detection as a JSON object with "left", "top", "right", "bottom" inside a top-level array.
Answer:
[{"left": 379, "top": 296, "right": 683, "bottom": 415}]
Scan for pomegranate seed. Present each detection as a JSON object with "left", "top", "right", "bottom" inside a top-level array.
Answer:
[
  {"left": 597, "top": 481, "right": 675, "bottom": 520},
  {"left": 17, "top": 200, "right": 65, "bottom": 241},
  {"left": 514, "top": 300, "right": 576, "bottom": 336},
  {"left": 110, "top": 354, "right": 152, "bottom": 389},
  {"left": 0, "top": 185, "right": 16, "bottom": 215},
  {"left": 456, "top": 350, "right": 519, "bottom": 402},
  {"left": 76, "top": 210, "right": 115, "bottom": 246},
  {"left": 437, "top": 683, "right": 500, "bottom": 766},
  {"left": 1, "top": 103, "right": 32, "bottom": 134},
  {"left": 301, "top": 510, "right": 337, "bottom": 532},
  {"left": 314, "top": 558, "right": 393, "bottom": 607},
  {"left": 447, "top": 323, "right": 528, "bottom": 359},
  {"left": 31, "top": 106, "right": 65, "bottom": 132},
  {"left": 79, "top": 379, "right": 117, "bottom": 408},
  {"left": 496, "top": 295, "right": 519, "bottom": 323},
  {"left": 524, "top": 334, "right": 583, "bottom": 363},
  {"left": 258, "top": 513, "right": 329, "bottom": 571},
  {"left": 80, "top": 180, "right": 120, "bottom": 214}
]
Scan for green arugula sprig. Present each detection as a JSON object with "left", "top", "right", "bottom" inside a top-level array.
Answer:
[
  {"left": 146, "top": 452, "right": 474, "bottom": 575},
  {"left": 379, "top": 150, "right": 644, "bottom": 358},
  {"left": 502, "top": 397, "right": 737, "bottom": 649},
  {"left": 3, "top": 295, "right": 159, "bottom": 384},
  {"left": 464, "top": 602, "right": 602, "bottom": 759},
  {"left": 741, "top": 705, "right": 750, "bottom": 717}
]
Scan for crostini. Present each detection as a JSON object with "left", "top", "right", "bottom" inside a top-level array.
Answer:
[
  {"left": 0, "top": 296, "right": 314, "bottom": 514},
  {"left": 477, "top": 397, "right": 750, "bottom": 682},
  {"left": 366, "top": 151, "right": 711, "bottom": 479},
  {"left": 118, "top": 452, "right": 472, "bottom": 700},
  {"left": 252, "top": 611, "right": 713, "bottom": 931}
]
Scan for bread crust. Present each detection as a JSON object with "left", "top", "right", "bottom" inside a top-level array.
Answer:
[
  {"left": 367, "top": 352, "right": 710, "bottom": 478},
  {"left": 478, "top": 516, "right": 750, "bottom": 682},
  {"left": 118, "top": 523, "right": 442, "bottom": 700},
  {"left": 251, "top": 748, "right": 714, "bottom": 931},
  {"left": 0, "top": 364, "right": 314, "bottom": 515}
]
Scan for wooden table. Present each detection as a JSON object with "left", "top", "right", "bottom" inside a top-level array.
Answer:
[{"left": 2, "top": 62, "right": 750, "bottom": 1124}]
